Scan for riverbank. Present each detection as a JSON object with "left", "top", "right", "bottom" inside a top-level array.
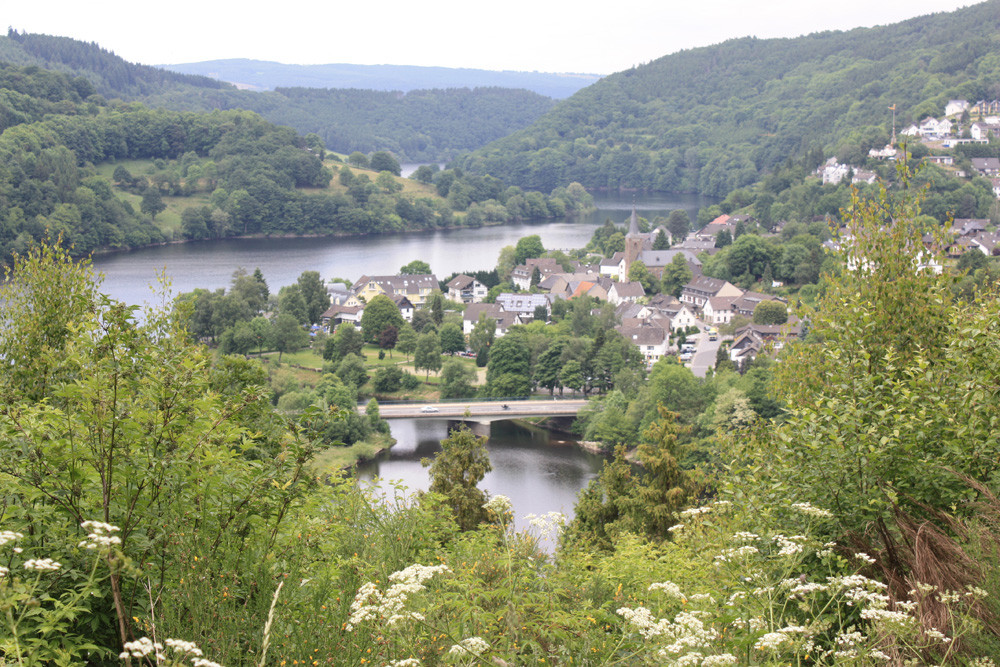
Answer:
[{"left": 309, "top": 432, "right": 396, "bottom": 476}]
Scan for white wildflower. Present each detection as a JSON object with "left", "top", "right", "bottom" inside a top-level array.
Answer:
[
  {"left": 732, "top": 531, "right": 758, "bottom": 542},
  {"left": 483, "top": 495, "right": 512, "bottom": 518},
  {"left": 0, "top": 530, "right": 24, "bottom": 547},
  {"left": 668, "top": 523, "right": 684, "bottom": 532},
  {"left": 0, "top": 566, "right": 7, "bottom": 577},
  {"left": 121, "top": 637, "right": 164, "bottom": 660},
  {"left": 773, "top": 534, "right": 805, "bottom": 557},
  {"left": 24, "top": 558, "right": 61, "bottom": 571},
  {"left": 924, "top": 628, "right": 949, "bottom": 642},
  {"left": 680, "top": 506, "right": 711, "bottom": 517},
  {"left": 191, "top": 659, "right": 224, "bottom": 667},
  {"left": 346, "top": 563, "right": 449, "bottom": 631},
  {"left": 689, "top": 593, "right": 715, "bottom": 604},
  {"left": 791, "top": 502, "right": 833, "bottom": 518},
  {"left": 714, "top": 545, "right": 758, "bottom": 563},
  {"left": 702, "top": 655, "right": 738, "bottom": 666},
  {"left": 855, "top": 551, "right": 876, "bottom": 565},
  {"left": 712, "top": 500, "right": 732, "bottom": 508},
  {"left": 79, "top": 520, "right": 122, "bottom": 550},
  {"left": 788, "top": 581, "right": 827, "bottom": 598},
  {"left": 448, "top": 636, "right": 489, "bottom": 657},
  {"left": 869, "top": 650, "right": 891, "bottom": 661},
  {"left": 938, "top": 590, "right": 961, "bottom": 605},
  {"left": 649, "top": 581, "right": 685, "bottom": 600},
  {"left": 164, "top": 638, "right": 203, "bottom": 656},
  {"left": 525, "top": 511, "right": 565, "bottom": 540},
  {"left": 966, "top": 585, "right": 988, "bottom": 599},
  {"left": 754, "top": 632, "right": 791, "bottom": 651},
  {"left": 860, "top": 608, "right": 916, "bottom": 625},
  {"left": 387, "top": 660, "right": 422, "bottom": 667}
]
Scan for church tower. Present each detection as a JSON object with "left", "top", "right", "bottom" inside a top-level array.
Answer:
[{"left": 624, "top": 204, "right": 644, "bottom": 279}]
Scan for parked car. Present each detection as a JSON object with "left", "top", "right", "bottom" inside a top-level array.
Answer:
[{"left": 420, "top": 406, "right": 439, "bottom": 413}]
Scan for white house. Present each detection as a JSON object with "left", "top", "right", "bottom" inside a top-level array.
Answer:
[{"left": 446, "top": 274, "right": 488, "bottom": 304}]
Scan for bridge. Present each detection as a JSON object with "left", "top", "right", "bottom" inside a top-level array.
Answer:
[{"left": 377, "top": 399, "right": 588, "bottom": 422}]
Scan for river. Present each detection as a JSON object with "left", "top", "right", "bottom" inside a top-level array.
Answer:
[
  {"left": 91, "top": 191, "right": 712, "bottom": 307},
  {"left": 357, "top": 418, "right": 606, "bottom": 537}
]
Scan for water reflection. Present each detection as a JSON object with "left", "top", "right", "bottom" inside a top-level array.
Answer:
[{"left": 356, "top": 419, "right": 605, "bottom": 535}]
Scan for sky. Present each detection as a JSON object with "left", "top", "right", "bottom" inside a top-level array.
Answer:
[{"left": 5, "top": 0, "right": 980, "bottom": 75}]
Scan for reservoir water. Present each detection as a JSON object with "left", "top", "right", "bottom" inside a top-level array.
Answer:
[
  {"left": 357, "top": 418, "right": 606, "bottom": 536},
  {"left": 92, "top": 191, "right": 712, "bottom": 307}
]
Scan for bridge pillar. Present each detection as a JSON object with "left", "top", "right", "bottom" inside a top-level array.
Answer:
[{"left": 449, "top": 420, "right": 491, "bottom": 437}]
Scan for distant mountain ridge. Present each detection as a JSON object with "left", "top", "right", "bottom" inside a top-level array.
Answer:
[{"left": 160, "top": 59, "right": 602, "bottom": 99}]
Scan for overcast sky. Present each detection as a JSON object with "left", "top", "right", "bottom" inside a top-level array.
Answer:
[{"left": 5, "top": 0, "right": 978, "bottom": 75}]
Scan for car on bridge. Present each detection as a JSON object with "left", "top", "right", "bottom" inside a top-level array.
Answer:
[{"left": 420, "top": 406, "right": 439, "bottom": 413}]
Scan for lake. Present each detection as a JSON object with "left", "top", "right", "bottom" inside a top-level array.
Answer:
[{"left": 91, "top": 191, "right": 712, "bottom": 307}]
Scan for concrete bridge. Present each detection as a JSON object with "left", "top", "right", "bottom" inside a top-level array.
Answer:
[{"left": 377, "top": 399, "right": 588, "bottom": 422}]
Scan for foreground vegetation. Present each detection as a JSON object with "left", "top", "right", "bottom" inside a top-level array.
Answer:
[{"left": 2, "top": 172, "right": 1000, "bottom": 664}]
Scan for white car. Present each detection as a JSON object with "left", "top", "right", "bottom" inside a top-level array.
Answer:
[{"left": 420, "top": 406, "right": 439, "bottom": 413}]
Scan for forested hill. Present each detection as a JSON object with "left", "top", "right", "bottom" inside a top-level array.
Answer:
[
  {"left": 0, "top": 31, "right": 557, "bottom": 162},
  {"left": 161, "top": 60, "right": 600, "bottom": 99},
  {"left": 0, "top": 30, "right": 228, "bottom": 97},
  {"left": 143, "top": 86, "right": 557, "bottom": 163},
  {"left": 454, "top": 0, "right": 1000, "bottom": 197}
]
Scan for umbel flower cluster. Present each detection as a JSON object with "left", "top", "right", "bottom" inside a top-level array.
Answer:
[{"left": 346, "top": 563, "right": 451, "bottom": 630}]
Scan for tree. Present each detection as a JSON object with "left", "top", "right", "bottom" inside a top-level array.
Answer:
[
  {"left": 715, "top": 229, "right": 733, "bottom": 248},
  {"left": 324, "top": 322, "right": 364, "bottom": 362},
  {"left": 634, "top": 405, "right": 696, "bottom": 539},
  {"left": 360, "top": 294, "right": 405, "bottom": 344},
  {"left": 0, "top": 243, "right": 311, "bottom": 653},
  {"left": 400, "top": 259, "right": 432, "bottom": 275},
  {"left": 297, "top": 270, "right": 330, "bottom": 325},
  {"left": 378, "top": 324, "right": 399, "bottom": 357},
  {"left": 370, "top": 151, "right": 401, "bottom": 176},
  {"left": 469, "top": 312, "right": 496, "bottom": 357},
  {"left": 270, "top": 313, "right": 308, "bottom": 361},
  {"left": 485, "top": 336, "right": 531, "bottom": 398},
  {"left": 743, "top": 177, "right": 997, "bottom": 592},
  {"left": 347, "top": 151, "right": 369, "bottom": 168},
  {"left": 653, "top": 229, "right": 670, "bottom": 250},
  {"left": 336, "top": 353, "right": 369, "bottom": 390},
  {"left": 412, "top": 164, "right": 438, "bottom": 183},
  {"left": 429, "top": 293, "right": 444, "bottom": 325},
  {"left": 140, "top": 186, "right": 166, "bottom": 219},
  {"left": 373, "top": 366, "right": 403, "bottom": 393},
  {"left": 396, "top": 323, "right": 418, "bottom": 360},
  {"left": 278, "top": 285, "right": 309, "bottom": 325},
  {"left": 414, "top": 330, "right": 443, "bottom": 378},
  {"left": 439, "top": 322, "right": 465, "bottom": 355},
  {"left": 667, "top": 209, "right": 690, "bottom": 239},
  {"left": 628, "top": 260, "right": 655, "bottom": 294},
  {"left": 422, "top": 426, "right": 492, "bottom": 531},
  {"left": 752, "top": 300, "right": 788, "bottom": 325},
  {"left": 514, "top": 234, "right": 545, "bottom": 265},
  {"left": 440, "top": 358, "right": 477, "bottom": 399},
  {"left": 561, "top": 359, "right": 584, "bottom": 395},
  {"left": 660, "top": 254, "right": 693, "bottom": 297},
  {"left": 534, "top": 341, "right": 565, "bottom": 396}
]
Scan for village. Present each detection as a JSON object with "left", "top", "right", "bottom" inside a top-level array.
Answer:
[{"left": 319, "top": 206, "right": 805, "bottom": 376}]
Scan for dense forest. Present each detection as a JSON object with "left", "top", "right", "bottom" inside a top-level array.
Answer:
[
  {"left": 145, "top": 85, "right": 557, "bottom": 162},
  {"left": 0, "top": 30, "right": 557, "bottom": 163},
  {"left": 455, "top": 1, "right": 1000, "bottom": 196}
]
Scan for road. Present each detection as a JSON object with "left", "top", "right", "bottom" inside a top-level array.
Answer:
[
  {"left": 377, "top": 399, "right": 589, "bottom": 420},
  {"left": 687, "top": 323, "right": 722, "bottom": 378}
]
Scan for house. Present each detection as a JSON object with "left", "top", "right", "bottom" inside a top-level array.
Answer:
[
  {"left": 945, "top": 100, "right": 970, "bottom": 116},
  {"left": 511, "top": 258, "right": 561, "bottom": 290},
  {"left": 607, "top": 281, "right": 646, "bottom": 306},
  {"left": 702, "top": 297, "right": 736, "bottom": 325},
  {"left": 970, "top": 122, "right": 1000, "bottom": 141},
  {"left": 821, "top": 158, "right": 850, "bottom": 184},
  {"left": 321, "top": 304, "right": 363, "bottom": 332},
  {"left": 851, "top": 169, "right": 879, "bottom": 185},
  {"left": 621, "top": 249, "right": 703, "bottom": 279},
  {"left": 923, "top": 155, "right": 954, "bottom": 166},
  {"left": 680, "top": 276, "right": 743, "bottom": 313},
  {"left": 446, "top": 274, "right": 488, "bottom": 304},
  {"left": 729, "top": 323, "right": 802, "bottom": 368},
  {"left": 600, "top": 252, "right": 625, "bottom": 280},
  {"left": 970, "top": 232, "right": 1000, "bottom": 256},
  {"left": 971, "top": 100, "right": 1000, "bottom": 116},
  {"left": 462, "top": 303, "right": 519, "bottom": 338},
  {"left": 494, "top": 293, "right": 552, "bottom": 321},
  {"left": 647, "top": 295, "right": 698, "bottom": 331},
  {"left": 971, "top": 158, "right": 1000, "bottom": 177},
  {"left": 390, "top": 295, "right": 414, "bottom": 322},
  {"left": 326, "top": 282, "right": 353, "bottom": 306},
  {"left": 731, "top": 292, "right": 785, "bottom": 319},
  {"left": 951, "top": 219, "right": 989, "bottom": 237},
  {"left": 351, "top": 274, "right": 439, "bottom": 306},
  {"left": 617, "top": 323, "right": 670, "bottom": 366}
]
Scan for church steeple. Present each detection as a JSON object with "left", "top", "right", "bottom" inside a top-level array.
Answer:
[{"left": 627, "top": 203, "right": 640, "bottom": 237}]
